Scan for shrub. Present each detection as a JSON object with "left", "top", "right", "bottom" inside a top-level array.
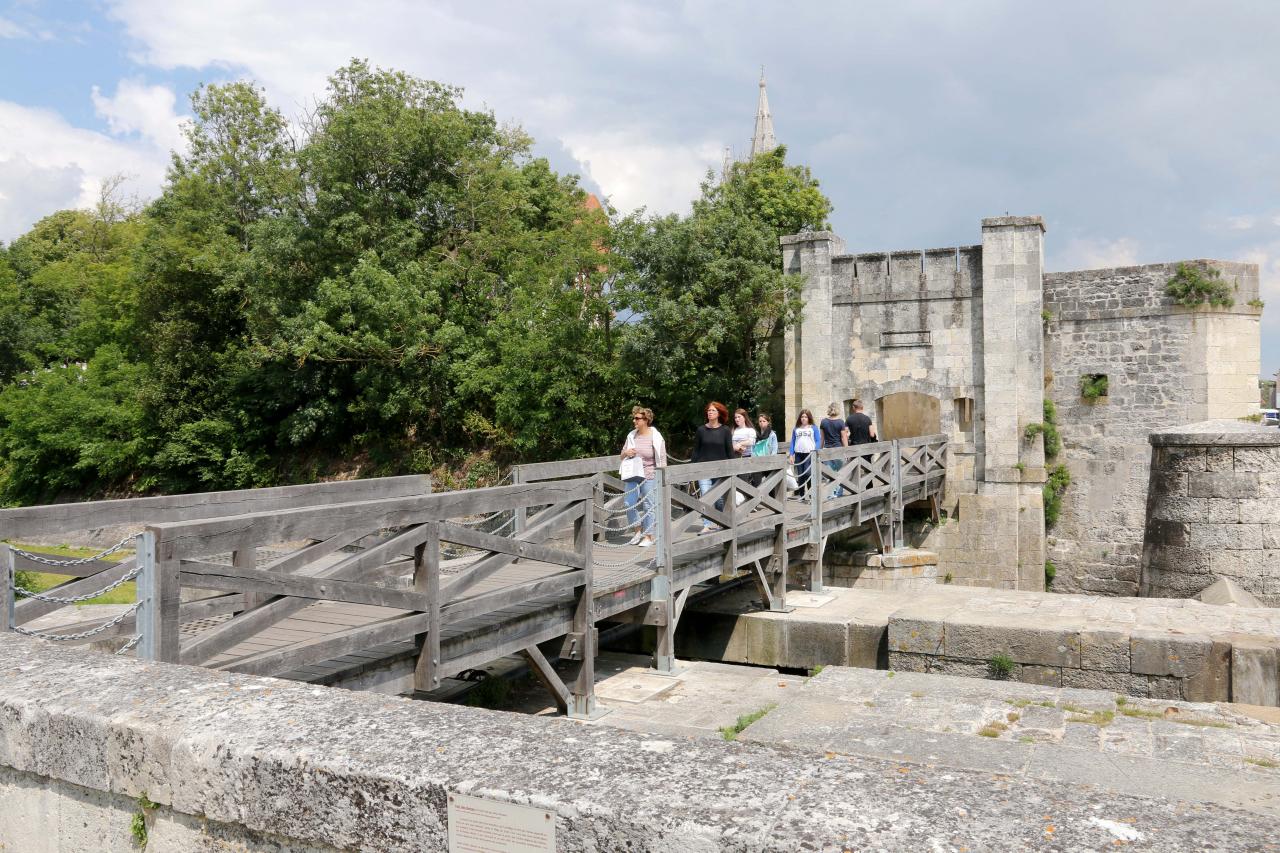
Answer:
[
  {"left": 1080, "top": 374, "right": 1108, "bottom": 401},
  {"left": 1043, "top": 463, "right": 1071, "bottom": 528},
  {"left": 988, "top": 654, "right": 1015, "bottom": 680},
  {"left": 1044, "top": 560, "right": 1056, "bottom": 588},
  {"left": 1165, "top": 262, "right": 1234, "bottom": 308}
]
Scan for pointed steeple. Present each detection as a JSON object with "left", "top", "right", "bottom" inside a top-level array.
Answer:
[{"left": 750, "top": 67, "right": 777, "bottom": 157}]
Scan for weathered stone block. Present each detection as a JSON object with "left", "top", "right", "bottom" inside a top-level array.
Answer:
[
  {"left": 887, "top": 617, "right": 944, "bottom": 655},
  {"left": 868, "top": 549, "right": 938, "bottom": 569},
  {"left": 1182, "top": 640, "right": 1231, "bottom": 702},
  {"left": 1147, "top": 675, "right": 1183, "bottom": 700},
  {"left": 1205, "top": 447, "right": 1235, "bottom": 472},
  {"left": 1188, "top": 522, "right": 1263, "bottom": 550},
  {"left": 1239, "top": 499, "right": 1275, "bottom": 524},
  {"left": 1078, "top": 629, "right": 1130, "bottom": 672},
  {"left": 1159, "top": 446, "right": 1207, "bottom": 472},
  {"left": 925, "top": 657, "right": 989, "bottom": 679},
  {"left": 887, "top": 651, "right": 929, "bottom": 673},
  {"left": 1233, "top": 447, "right": 1280, "bottom": 472},
  {"left": 785, "top": 621, "right": 847, "bottom": 670},
  {"left": 1204, "top": 499, "right": 1241, "bottom": 524},
  {"left": 1263, "top": 526, "right": 1280, "bottom": 550},
  {"left": 1150, "top": 495, "right": 1207, "bottom": 524},
  {"left": 1061, "top": 668, "right": 1149, "bottom": 696},
  {"left": 1129, "top": 632, "right": 1211, "bottom": 678},
  {"left": 1231, "top": 641, "right": 1280, "bottom": 706},
  {"left": 1018, "top": 665, "right": 1062, "bottom": 687},
  {"left": 1208, "top": 550, "right": 1269, "bottom": 579},
  {"left": 1188, "top": 472, "right": 1258, "bottom": 499},
  {"left": 943, "top": 622, "right": 1080, "bottom": 668}
]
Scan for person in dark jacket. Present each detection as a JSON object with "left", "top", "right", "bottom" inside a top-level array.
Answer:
[{"left": 692, "top": 401, "right": 733, "bottom": 533}]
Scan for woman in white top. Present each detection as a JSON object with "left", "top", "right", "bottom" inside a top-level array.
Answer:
[
  {"left": 789, "top": 408, "right": 818, "bottom": 499},
  {"left": 619, "top": 406, "right": 667, "bottom": 547},
  {"left": 731, "top": 408, "right": 757, "bottom": 458}
]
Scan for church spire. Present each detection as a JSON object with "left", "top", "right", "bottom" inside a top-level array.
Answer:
[{"left": 750, "top": 67, "right": 777, "bottom": 157}]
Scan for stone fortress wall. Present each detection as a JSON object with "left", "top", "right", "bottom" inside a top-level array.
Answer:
[
  {"left": 1042, "top": 262, "right": 1261, "bottom": 595},
  {"left": 781, "top": 216, "right": 1263, "bottom": 596}
]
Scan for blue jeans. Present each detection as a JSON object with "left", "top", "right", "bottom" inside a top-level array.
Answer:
[
  {"left": 697, "top": 477, "right": 726, "bottom": 528},
  {"left": 624, "top": 477, "right": 655, "bottom": 535},
  {"left": 825, "top": 457, "right": 844, "bottom": 498}
]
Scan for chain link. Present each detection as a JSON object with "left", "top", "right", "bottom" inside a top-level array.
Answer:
[
  {"left": 11, "top": 602, "right": 141, "bottom": 642},
  {"left": 115, "top": 633, "right": 142, "bottom": 655},
  {"left": 10, "top": 563, "right": 142, "bottom": 604},
  {"left": 9, "top": 534, "right": 138, "bottom": 567}
]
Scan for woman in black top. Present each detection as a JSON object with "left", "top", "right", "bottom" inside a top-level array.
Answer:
[{"left": 692, "top": 401, "right": 733, "bottom": 532}]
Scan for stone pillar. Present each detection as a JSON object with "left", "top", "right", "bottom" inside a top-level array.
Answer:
[
  {"left": 1140, "top": 419, "right": 1280, "bottom": 604},
  {"left": 781, "top": 231, "right": 845, "bottom": 430},
  {"left": 977, "top": 216, "right": 1047, "bottom": 590}
]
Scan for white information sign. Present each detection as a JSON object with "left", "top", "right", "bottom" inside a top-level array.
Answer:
[{"left": 447, "top": 792, "right": 556, "bottom": 853}]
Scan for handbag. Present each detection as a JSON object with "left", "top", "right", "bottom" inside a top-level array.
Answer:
[
  {"left": 619, "top": 454, "right": 644, "bottom": 480},
  {"left": 785, "top": 466, "right": 799, "bottom": 492}
]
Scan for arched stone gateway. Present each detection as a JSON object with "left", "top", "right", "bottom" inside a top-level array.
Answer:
[{"left": 875, "top": 391, "right": 941, "bottom": 441}]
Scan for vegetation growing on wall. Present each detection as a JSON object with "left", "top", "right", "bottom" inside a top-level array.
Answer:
[
  {"left": 1080, "top": 374, "right": 1109, "bottom": 401},
  {"left": 0, "top": 61, "right": 831, "bottom": 504},
  {"left": 1164, "top": 262, "right": 1235, "bottom": 308}
]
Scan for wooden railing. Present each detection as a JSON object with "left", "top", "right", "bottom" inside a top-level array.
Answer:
[{"left": 0, "top": 476, "right": 433, "bottom": 644}]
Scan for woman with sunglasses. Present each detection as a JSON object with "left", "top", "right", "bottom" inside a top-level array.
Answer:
[{"left": 619, "top": 406, "right": 667, "bottom": 547}]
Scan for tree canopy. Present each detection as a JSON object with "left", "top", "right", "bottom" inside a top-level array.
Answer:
[{"left": 0, "top": 61, "right": 830, "bottom": 503}]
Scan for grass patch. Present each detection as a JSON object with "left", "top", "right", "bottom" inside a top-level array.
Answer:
[
  {"left": 1169, "top": 716, "right": 1230, "bottom": 729},
  {"left": 13, "top": 570, "right": 138, "bottom": 605},
  {"left": 1114, "top": 696, "right": 1126, "bottom": 706},
  {"left": 809, "top": 665, "right": 825, "bottom": 677},
  {"left": 1118, "top": 707, "right": 1162, "bottom": 721},
  {"left": 910, "top": 691, "right": 926, "bottom": 699},
  {"left": 1006, "top": 698, "right": 1031, "bottom": 709},
  {"left": 720, "top": 703, "right": 777, "bottom": 741},
  {"left": 988, "top": 654, "right": 1015, "bottom": 680},
  {"left": 1006, "top": 711, "right": 1021, "bottom": 723},
  {"left": 1165, "top": 262, "right": 1235, "bottom": 308},
  {"left": 978, "top": 721, "right": 1009, "bottom": 738},
  {"left": 7, "top": 541, "right": 138, "bottom": 605},
  {"left": 131, "top": 794, "right": 156, "bottom": 847},
  {"left": 1066, "top": 710, "right": 1115, "bottom": 727},
  {"left": 1245, "top": 757, "right": 1278, "bottom": 769}
]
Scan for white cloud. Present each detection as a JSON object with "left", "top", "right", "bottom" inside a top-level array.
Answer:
[
  {"left": 0, "top": 97, "right": 177, "bottom": 242},
  {"left": 0, "top": 16, "right": 30, "bottom": 39},
  {"left": 91, "top": 79, "right": 188, "bottom": 153},
  {"left": 1226, "top": 215, "right": 1257, "bottom": 231},
  {"left": 1050, "top": 237, "right": 1141, "bottom": 271},
  {"left": 562, "top": 132, "right": 721, "bottom": 216},
  {"left": 1239, "top": 243, "right": 1280, "bottom": 330}
]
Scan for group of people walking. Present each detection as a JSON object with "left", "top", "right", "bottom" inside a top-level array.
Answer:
[{"left": 617, "top": 399, "right": 877, "bottom": 545}]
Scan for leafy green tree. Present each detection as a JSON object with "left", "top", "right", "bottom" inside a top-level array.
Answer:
[{"left": 613, "top": 147, "right": 830, "bottom": 442}]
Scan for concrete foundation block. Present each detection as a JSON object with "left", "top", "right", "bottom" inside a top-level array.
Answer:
[
  {"left": 786, "top": 620, "right": 846, "bottom": 670},
  {"left": 1061, "top": 668, "right": 1150, "bottom": 696},
  {"left": 1182, "top": 640, "right": 1231, "bottom": 702},
  {"left": 1231, "top": 642, "right": 1280, "bottom": 707},
  {"left": 1148, "top": 675, "right": 1183, "bottom": 700},
  {"left": 925, "top": 657, "right": 990, "bottom": 680},
  {"left": 869, "top": 549, "right": 938, "bottom": 569}
]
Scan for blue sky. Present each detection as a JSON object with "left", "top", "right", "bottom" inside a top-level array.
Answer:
[{"left": 1, "top": 1, "right": 1277, "bottom": 378}]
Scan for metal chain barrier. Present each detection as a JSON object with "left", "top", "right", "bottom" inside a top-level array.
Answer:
[
  {"left": 9, "top": 562, "right": 142, "bottom": 605},
  {"left": 115, "top": 633, "right": 142, "bottom": 655},
  {"left": 11, "top": 602, "right": 141, "bottom": 642},
  {"left": 9, "top": 534, "right": 137, "bottom": 567}
]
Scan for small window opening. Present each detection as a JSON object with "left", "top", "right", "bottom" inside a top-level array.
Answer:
[{"left": 1080, "top": 374, "right": 1109, "bottom": 401}]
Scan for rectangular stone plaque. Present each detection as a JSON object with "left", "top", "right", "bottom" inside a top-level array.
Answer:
[
  {"left": 447, "top": 791, "right": 555, "bottom": 853},
  {"left": 880, "top": 330, "right": 931, "bottom": 348}
]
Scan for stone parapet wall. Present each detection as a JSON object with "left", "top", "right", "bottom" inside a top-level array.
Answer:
[
  {"left": 1140, "top": 419, "right": 1280, "bottom": 604},
  {"left": 1, "top": 637, "right": 1274, "bottom": 850},
  {"left": 822, "top": 547, "right": 938, "bottom": 590}
]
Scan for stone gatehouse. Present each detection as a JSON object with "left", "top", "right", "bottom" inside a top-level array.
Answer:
[{"left": 780, "top": 216, "right": 1262, "bottom": 594}]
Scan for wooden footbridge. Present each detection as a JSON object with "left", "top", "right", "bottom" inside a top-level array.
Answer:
[{"left": 1, "top": 436, "right": 946, "bottom": 717}]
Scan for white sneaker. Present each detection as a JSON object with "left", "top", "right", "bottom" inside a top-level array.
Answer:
[
  {"left": 627, "top": 532, "right": 643, "bottom": 545},
  {"left": 638, "top": 537, "right": 654, "bottom": 548}
]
